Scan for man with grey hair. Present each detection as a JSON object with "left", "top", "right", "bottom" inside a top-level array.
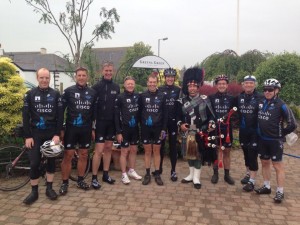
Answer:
[
  {"left": 237, "top": 75, "right": 262, "bottom": 192},
  {"left": 91, "top": 62, "right": 120, "bottom": 188}
]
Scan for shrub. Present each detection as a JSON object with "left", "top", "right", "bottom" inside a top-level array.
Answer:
[
  {"left": 290, "top": 105, "right": 300, "bottom": 120},
  {"left": 200, "top": 82, "right": 243, "bottom": 97},
  {"left": 0, "top": 57, "right": 26, "bottom": 136}
]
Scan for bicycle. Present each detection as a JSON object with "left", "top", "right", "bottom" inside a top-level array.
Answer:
[{"left": 0, "top": 144, "right": 91, "bottom": 191}]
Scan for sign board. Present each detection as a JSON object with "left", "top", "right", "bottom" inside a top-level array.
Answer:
[{"left": 132, "top": 55, "right": 170, "bottom": 69}]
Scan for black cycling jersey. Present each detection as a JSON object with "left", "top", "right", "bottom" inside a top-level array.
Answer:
[
  {"left": 139, "top": 89, "right": 168, "bottom": 130},
  {"left": 237, "top": 90, "right": 262, "bottom": 133},
  {"left": 158, "top": 85, "right": 181, "bottom": 173},
  {"left": 62, "top": 84, "right": 97, "bottom": 127},
  {"left": 22, "top": 87, "right": 63, "bottom": 138},
  {"left": 114, "top": 90, "right": 140, "bottom": 134},
  {"left": 92, "top": 77, "right": 120, "bottom": 121},
  {"left": 158, "top": 85, "right": 181, "bottom": 121},
  {"left": 209, "top": 92, "right": 236, "bottom": 129},
  {"left": 257, "top": 96, "right": 297, "bottom": 140}
]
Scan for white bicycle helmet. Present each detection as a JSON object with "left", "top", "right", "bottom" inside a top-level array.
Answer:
[
  {"left": 263, "top": 78, "right": 281, "bottom": 89},
  {"left": 40, "top": 140, "right": 64, "bottom": 158}
]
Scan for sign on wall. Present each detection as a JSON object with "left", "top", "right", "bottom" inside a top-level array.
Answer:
[{"left": 132, "top": 55, "right": 170, "bottom": 69}]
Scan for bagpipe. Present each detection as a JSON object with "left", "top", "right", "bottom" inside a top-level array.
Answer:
[
  {"left": 181, "top": 123, "right": 199, "bottom": 160},
  {"left": 181, "top": 122, "right": 220, "bottom": 161},
  {"left": 215, "top": 107, "right": 237, "bottom": 168},
  {"left": 198, "top": 122, "right": 225, "bottom": 166}
]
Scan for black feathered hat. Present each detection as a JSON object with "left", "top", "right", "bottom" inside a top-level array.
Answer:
[{"left": 182, "top": 67, "right": 205, "bottom": 95}]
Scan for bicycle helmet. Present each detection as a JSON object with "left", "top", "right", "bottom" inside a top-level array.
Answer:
[
  {"left": 214, "top": 74, "right": 229, "bottom": 84},
  {"left": 243, "top": 75, "right": 256, "bottom": 82},
  {"left": 263, "top": 78, "right": 281, "bottom": 89},
  {"left": 163, "top": 68, "right": 177, "bottom": 77},
  {"left": 40, "top": 140, "right": 64, "bottom": 158}
]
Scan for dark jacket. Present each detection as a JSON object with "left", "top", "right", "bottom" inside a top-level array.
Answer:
[
  {"left": 258, "top": 97, "right": 297, "bottom": 140},
  {"left": 237, "top": 90, "right": 263, "bottom": 135},
  {"left": 209, "top": 92, "right": 236, "bottom": 130},
  {"left": 22, "top": 87, "right": 63, "bottom": 138},
  {"left": 62, "top": 84, "right": 97, "bottom": 127},
  {"left": 139, "top": 89, "right": 168, "bottom": 130},
  {"left": 158, "top": 84, "right": 181, "bottom": 122},
  {"left": 114, "top": 91, "right": 140, "bottom": 134},
  {"left": 92, "top": 78, "right": 120, "bottom": 121}
]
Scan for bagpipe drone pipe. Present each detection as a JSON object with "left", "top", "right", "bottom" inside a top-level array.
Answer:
[{"left": 215, "top": 107, "right": 237, "bottom": 168}]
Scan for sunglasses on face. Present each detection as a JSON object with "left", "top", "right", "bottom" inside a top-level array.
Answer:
[{"left": 263, "top": 88, "right": 275, "bottom": 92}]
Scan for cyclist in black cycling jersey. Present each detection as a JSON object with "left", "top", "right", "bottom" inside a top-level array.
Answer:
[
  {"left": 22, "top": 67, "right": 63, "bottom": 205},
  {"left": 114, "top": 76, "right": 142, "bottom": 184},
  {"left": 237, "top": 75, "right": 262, "bottom": 192},
  {"left": 91, "top": 62, "right": 120, "bottom": 188},
  {"left": 140, "top": 73, "right": 168, "bottom": 186},
  {"left": 59, "top": 67, "right": 98, "bottom": 195},
  {"left": 157, "top": 68, "right": 181, "bottom": 181},
  {"left": 209, "top": 75, "right": 236, "bottom": 185},
  {"left": 255, "top": 78, "right": 297, "bottom": 203}
]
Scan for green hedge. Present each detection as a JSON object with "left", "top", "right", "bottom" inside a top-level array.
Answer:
[{"left": 290, "top": 105, "right": 300, "bottom": 120}]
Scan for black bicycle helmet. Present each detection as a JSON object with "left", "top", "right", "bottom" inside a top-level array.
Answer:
[
  {"left": 163, "top": 68, "right": 177, "bottom": 77},
  {"left": 214, "top": 74, "right": 229, "bottom": 84}
]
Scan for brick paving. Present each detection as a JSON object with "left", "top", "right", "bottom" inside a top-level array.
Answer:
[{"left": 0, "top": 142, "right": 299, "bottom": 225}]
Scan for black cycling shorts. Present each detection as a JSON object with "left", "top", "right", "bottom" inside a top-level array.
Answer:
[
  {"left": 239, "top": 131, "right": 259, "bottom": 171},
  {"left": 258, "top": 139, "right": 283, "bottom": 162},
  {"left": 29, "top": 129, "right": 56, "bottom": 179},
  {"left": 141, "top": 125, "right": 161, "bottom": 145},
  {"left": 64, "top": 126, "right": 92, "bottom": 149},
  {"left": 120, "top": 126, "right": 139, "bottom": 148},
  {"left": 95, "top": 120, "right": 116, "bottom": 143}
]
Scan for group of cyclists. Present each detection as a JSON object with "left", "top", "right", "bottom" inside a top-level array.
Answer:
[{"left": 22, "top": 62, "right": 297, "bottom": 205}]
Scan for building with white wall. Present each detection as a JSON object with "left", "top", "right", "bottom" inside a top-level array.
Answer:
[{"left": 1, "top": 48, "right": 75, "bottom": 91}]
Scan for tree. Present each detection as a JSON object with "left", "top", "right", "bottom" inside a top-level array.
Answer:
[
  {"left": 200, "top": 49, "right": 239, "bottom": 82},
  {"left": 117, "top": 42, "right": 154, "bottom": 87},
  {"left": 236, "top": 50, "right": 268, "bottom": 82},
  {"left": 0, "top": 57, "right": 26, "bottom": 136},
  {"left": 25, "top": 0, "right": 120, "bottom": 68},
  {"left": 255, "top": 52, "right": 300, "bottom": 105},
  {"left": 80, "top": 44, "right": 100, "bottom": 86}
]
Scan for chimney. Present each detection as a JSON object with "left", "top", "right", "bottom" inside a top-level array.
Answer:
[{"left": 40, "top": 48, "right": 47, "bottom": 54}]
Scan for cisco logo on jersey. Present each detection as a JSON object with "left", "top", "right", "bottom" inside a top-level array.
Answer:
[
  {"left": 166, "top": 98, "right": 174, "bottom": 106},
  {"left": 239, "top": 104, "right": 255, "bottom": 114},
  {"left": 74, "top": 93, "right": 92, "bottom": 109},
  {"left": 127, "top": 103, "right": 139, "bottom": 112},
  {"left": 126, "top": 96, "right": 139, "bottom": 112},
  {"left": 166, "top": 94, "right": 176, "bottom": 106},
  {"left": 34, "top": 95, "right": 54, "bottom": 112},
  {"left": 145, "top": 104, "right": 159, "bottom": 112},
  {"left": 214, "top": 98, "right": 230, "bottom": 114},
  {"left": 214, "top": 104, "right": 229, "bottom": 114},
  {"left": 145, "top": 97, "right": 160, "bottom": 112},
  {"left": 258, "top": 110, "right": 271, "bottom": 120},
  {"left": 34, "top": 103, "right": 54, "bottom": 113}
]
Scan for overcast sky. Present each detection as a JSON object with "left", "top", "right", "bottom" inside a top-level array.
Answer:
[{"left": 1, "top": 0, "right": 300, "bottom": 68}]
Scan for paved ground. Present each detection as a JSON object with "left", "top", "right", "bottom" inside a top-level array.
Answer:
[{"left": 0, "top": 142, "right": 299, "bottom": 225}]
